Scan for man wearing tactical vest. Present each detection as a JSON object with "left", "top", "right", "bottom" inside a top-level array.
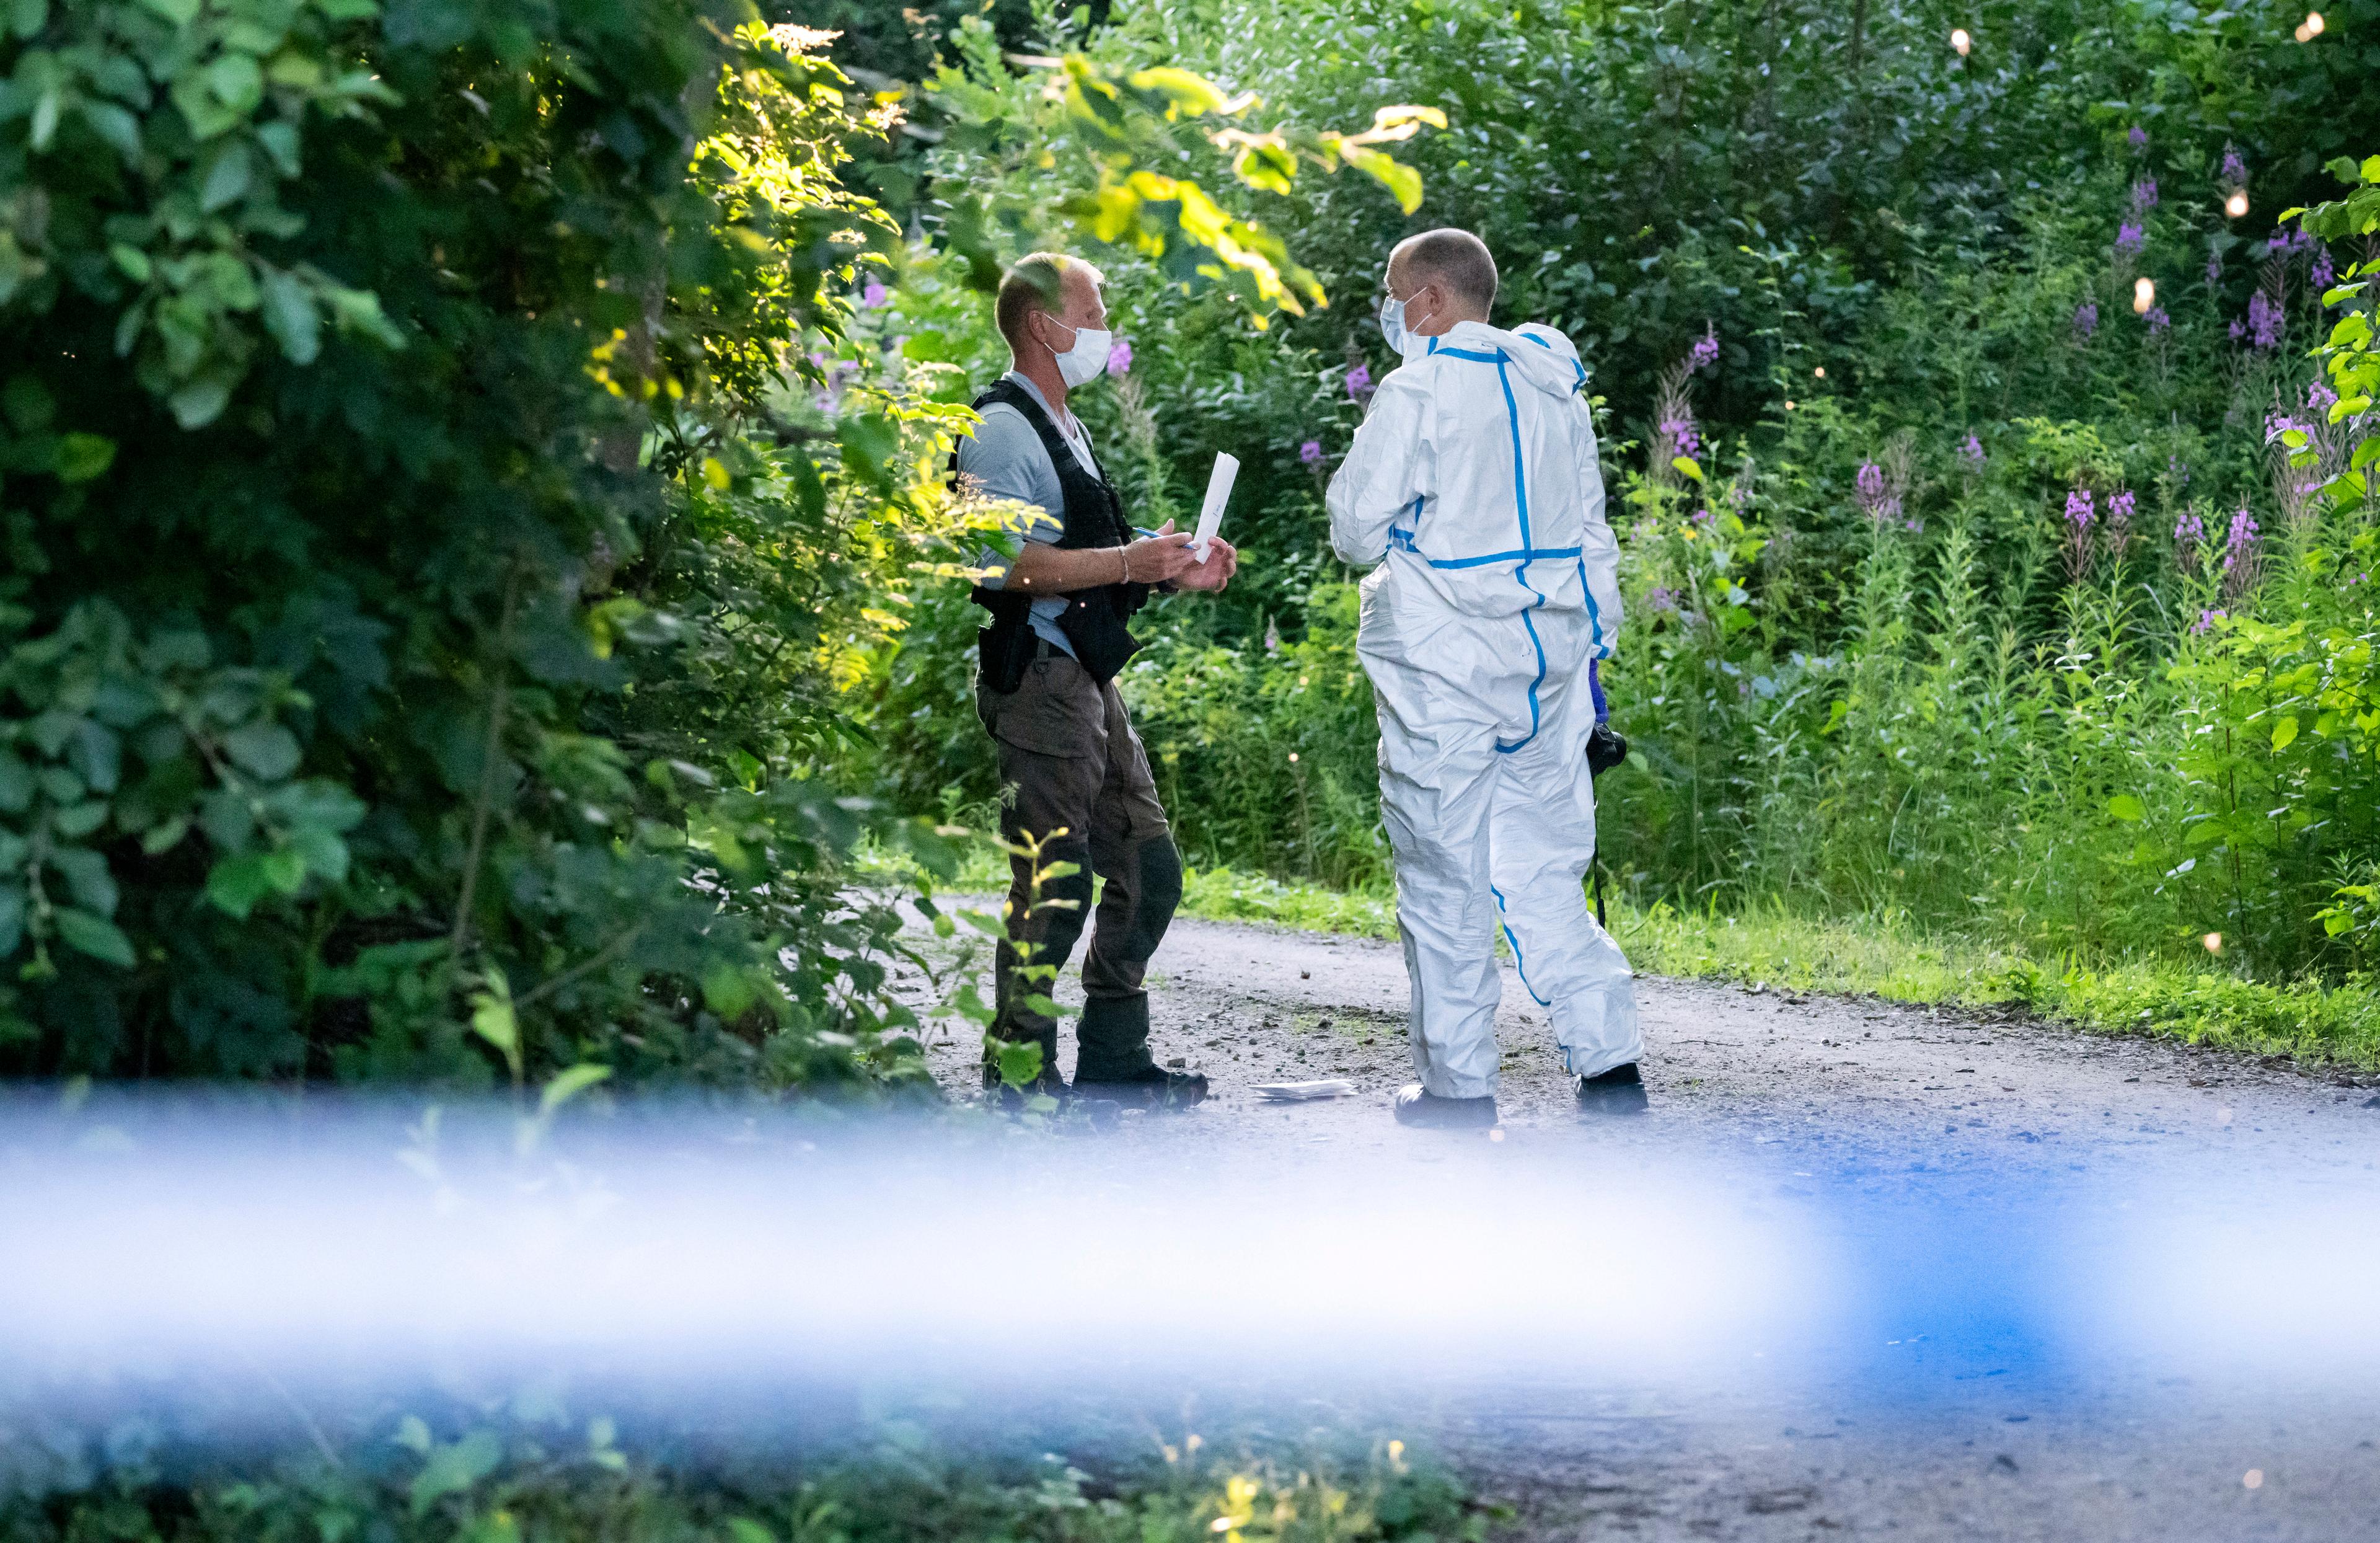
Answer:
[{"left": 955, "top": 253, "right": 1240, "bottom": 1107}]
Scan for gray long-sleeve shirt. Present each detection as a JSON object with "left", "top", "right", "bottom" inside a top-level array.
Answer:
[{"left": 954, "top": 371, "right": 1100, "bottom": 659}]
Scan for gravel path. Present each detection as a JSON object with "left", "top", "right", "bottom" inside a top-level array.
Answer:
[{"left": 909, "top": 911, "right": 2380, "bottom": 1541}]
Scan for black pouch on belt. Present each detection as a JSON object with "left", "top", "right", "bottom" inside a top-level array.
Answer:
[{"left": 977, "top": 610, "right": 1036, "bottom": 696}]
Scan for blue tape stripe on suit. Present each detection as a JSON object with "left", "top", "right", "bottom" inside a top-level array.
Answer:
[
  {"left": 1577, "top": 555, "right": 1608, "bottom": 658},
  {"left": 1427, "top": 544, "right": 1580, "bottom": 569},
  {"left": 1494, "top": 356, "right": 1548, "bottom": 756},
  {"left": 1492, "top": 884, "right": 1552, "bottom": 1007}
]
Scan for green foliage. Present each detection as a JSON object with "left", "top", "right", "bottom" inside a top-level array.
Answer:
[
  {"left": 0, "top": 1399, "right": 1486, "bottom": 1543},
  {"left": 919, "top": 3, "right": 1439, "bottom": 319},
  {"left": 0, "top": 5, "right": 974, "bottom": 1085},
  {"left": 825, "top": 2, "right": 2380, "bottom": 993}
]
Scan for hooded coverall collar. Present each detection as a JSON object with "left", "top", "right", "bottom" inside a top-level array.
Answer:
[{"left": 1415, "top": 320, "right": 1589, "bottom": 400}]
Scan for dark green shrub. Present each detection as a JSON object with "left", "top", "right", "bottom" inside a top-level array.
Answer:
[{"left": 0, "top": 3, "right": 960, "bottom": 1085}]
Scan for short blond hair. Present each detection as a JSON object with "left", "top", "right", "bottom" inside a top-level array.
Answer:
[{"left": 995, "top": 252, "right": 1106, "bottom": 348}]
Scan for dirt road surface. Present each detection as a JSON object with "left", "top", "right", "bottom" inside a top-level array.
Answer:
[{"left": 906, "top": 912, "right": 2380, "bottom": 1541}]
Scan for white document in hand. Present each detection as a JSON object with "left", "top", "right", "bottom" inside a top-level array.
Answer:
[{"left": 1191, "top": 453, "right": 1238, "bottom": 562}]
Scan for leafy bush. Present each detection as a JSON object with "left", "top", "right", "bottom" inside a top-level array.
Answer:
[
  {"left": 0, "top": 4, "right": 968, "bottom": 1085},
  {"left": 0, "top": 1397, "right": 1488, "bottom": 1543}
]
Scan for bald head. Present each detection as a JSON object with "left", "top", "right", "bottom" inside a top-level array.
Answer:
[{"left": 1387, "top": 229, "right": 1499, "bottom": 322}]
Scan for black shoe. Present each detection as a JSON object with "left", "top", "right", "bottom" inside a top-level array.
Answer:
[
  {"left": 1073, "top": 996, "right": 1209, "bottom": 1108},
  {"left": 989, "top": 1074, "right": 1069, "bottom": 1110},
  {"left": 982, "top": 1025, "right": 1065, "bottom": 1104},
  {"left": 1574, "top": 1061, "right": 1649, "bottom": 1116},
  {"left": 1393, "top": 1083, "right": 1499, "bottom": 1130},
  {"left": 1072, "top": 1062, "right": 1210, "bottom": 1108}
]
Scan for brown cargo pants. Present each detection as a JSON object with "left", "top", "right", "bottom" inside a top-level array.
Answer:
[{"left": 976, "top": 647, "right": 1182, "bottom": 1087}]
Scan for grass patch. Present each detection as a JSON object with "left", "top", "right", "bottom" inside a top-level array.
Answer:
[
  {"left": 1174, "top": 873, "right": 2380, "bottom": 1074},
  {"left": 1179, "top": 867, "right": 1399, "bottom": 939},
  {"left": 856, "top": 844, "right": 1404, "bottom": 937},
  {"left": 1622, "top": 900, "right": 2380, "bottom": 1071}
]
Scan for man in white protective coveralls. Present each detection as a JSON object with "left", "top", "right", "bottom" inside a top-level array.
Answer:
[{"left": 1326, "top": 228, "right": 1646, "bottom": 1129}]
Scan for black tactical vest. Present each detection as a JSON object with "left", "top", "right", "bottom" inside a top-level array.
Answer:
[{"left": 958, "top": 378, "right": 1150, "bottom": 687}]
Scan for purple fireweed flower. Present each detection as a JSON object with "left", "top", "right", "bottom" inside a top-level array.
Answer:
[
  {"left": 1106, "top": 338, "right": 1134, "bottom": 376},
  {"left": 2191, "top": 608, "right": 2226, "bottom": 635},
  {"left": 2106, "top": 489, "right": 2136, "bottom": 555},
  {"left": 2144, "top": 306, "right": 2171, "bottom": 334},
  {"left": 1345, "top": 364, "right": 1373, "bottom": 398},
  {"left": 2169, "top": 455, "right": 2190, "bottom": 488},
  {"left": 2308, "top": 381, "right": 2338, "bottom": 415},
  {"left": 860, "top": 280, "right": 889, "bottom": 309},
  {"left": 2206, "top": 248, "right": 2223, "bottom": 287},
  {"left": 2131, "top": 178, "right": 2159, "bottom": 213},
  {"left": 2219, "top": 146, "right": 2247, "bottom": 185},
  {"left": 2264, "top": 409, "right": 2302, "bottom": 445},
  {"left": 1960, "top": 433, "right": 1985, "bottom": 471},
  {"left": 2246, "top": 290, "right": 2281, "bottom": 350},
  {"left": 1690, "top": 506, "right": 1714, "bottom": 526},
  {"left": 2174, "top": 508, "right": 2206, "bottom": 572},
  {"left": 2223, "top": 508, "right": 2259, "bottom": 572},
  {"left": 2128, "top": 125, "right": 2148, "bottom": 153},
  {"left": 1855, "top": 461, "right": 1896, "bottom": 523},
  {"left": 2311, "top": 246, "right": 2335, "bottom": 292},
  {"left": 2230, "top": 319, "right": 2247, "bottom": 343},
  {"left": 1687, "top": 324, "right": 1720, "bottom": 372},
  {"left": 2063, "top": 489, "right": 2096, "bottom": 576},
  {"left": 2115, "top": 222, "right": 2146, "bottom": 258},
  {"left": 1660, "top": 415, "right": 1703, "bottom": 461},
  {"left": 2074, "top": 301, "right": 2100, "bottom": 338},
  {"left": 1648, "top": 586, "right": 1679, "bottom": 614},
  {"left": 1298, "top": 439, "right": 1323, "bottom": 466},
  {"left": 2263, "top": 227, "right": 2317, "bottom": 263}
]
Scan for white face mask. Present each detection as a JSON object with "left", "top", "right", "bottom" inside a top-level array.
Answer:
[
  {"left": 1379, "top": 291, "right": 1432, "bottom": 361},
  {"left": 1039, "top": 315, "right": 1113, "bottom": 389}
]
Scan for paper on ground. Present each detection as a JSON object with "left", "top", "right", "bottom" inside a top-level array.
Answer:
[
  {"left": 1254, "top": 1079, "right": 1355, "bottom": 1102},
  {"left": 1192, "top": 453, "right": 1238, "bottom": 562}
]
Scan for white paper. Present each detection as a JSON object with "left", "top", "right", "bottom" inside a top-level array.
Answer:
[
  {"left": 1254, "top": 1079, "right": 1355, "bottom": 1102},
  {"left": 1191, "top": 453, "right": 1238, "bottom": 562}
]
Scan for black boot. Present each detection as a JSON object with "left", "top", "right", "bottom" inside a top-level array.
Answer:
[
  {"left": 1073, "top": 995, "right": 1208, "bottom": 1107},
  {"left": 982, "top": 1022, "right": 1065, "bottom": 1103},
  {"left": 1574, "top": 1061, "right": 1649, "bottom": 1116},
  {"left": 1393, "top": 1084, "right": 1499, "bottom": 1130}
]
